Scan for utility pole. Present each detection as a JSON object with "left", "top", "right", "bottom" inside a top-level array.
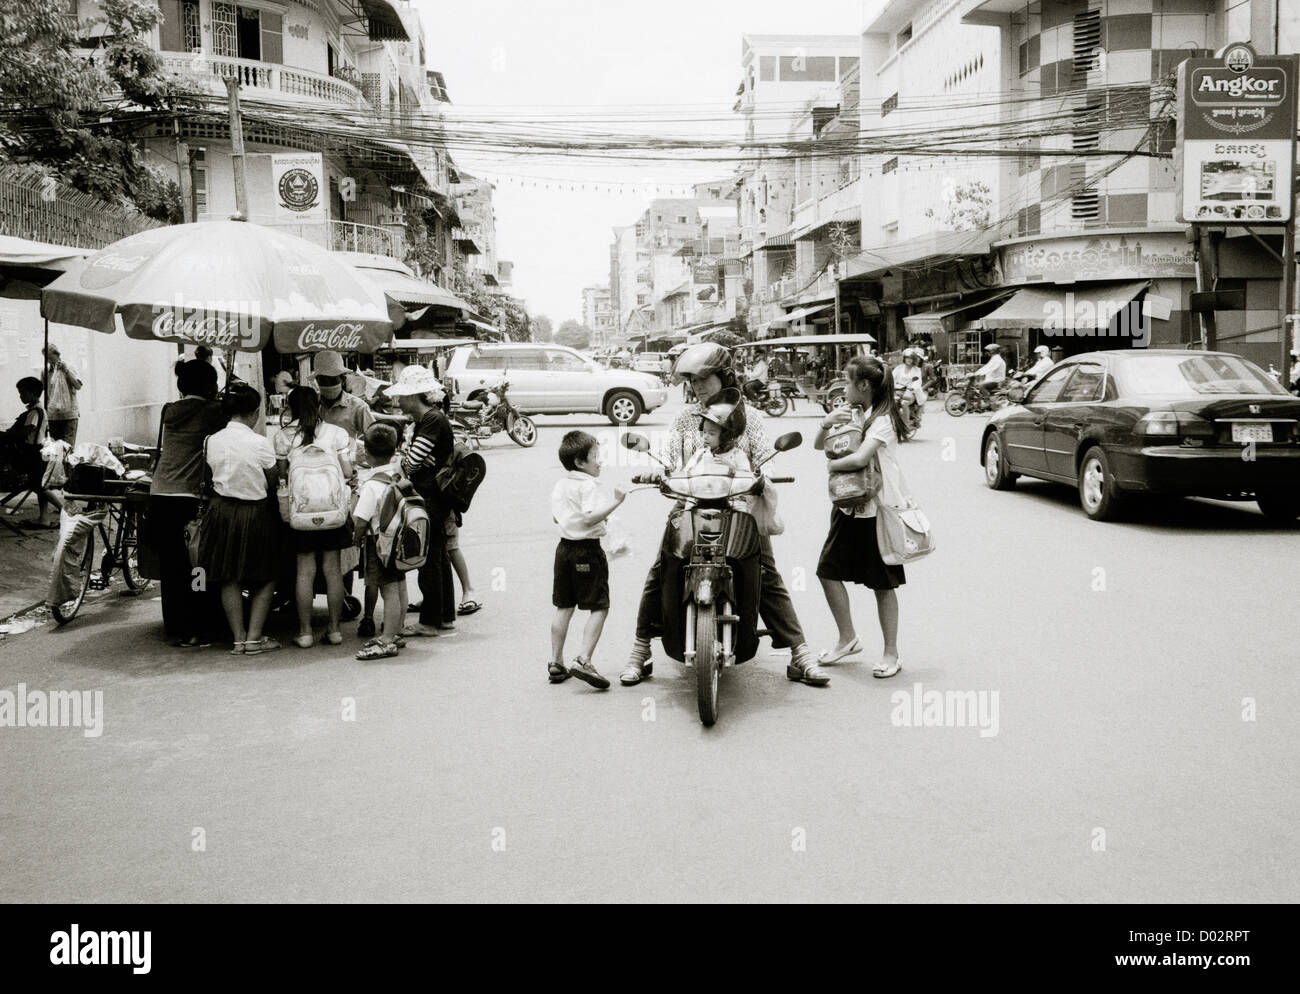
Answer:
[{"left": 224, "top": 76, "right": 249, "bottom": 221}]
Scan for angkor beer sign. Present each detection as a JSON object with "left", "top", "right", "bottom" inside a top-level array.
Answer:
[{"left": 1177, "top": 44, "right": 1298, "bottom": 223}]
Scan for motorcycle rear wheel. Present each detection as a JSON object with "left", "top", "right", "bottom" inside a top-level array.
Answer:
[
  {"left": 944, "top": 393, "right": 968, "bottom": 417},
  {"left": 762, "top": 393, "right": 789, "bottom": 418},
  {"left": 695, "top": 600, "right": 720, "bottom": 726}
]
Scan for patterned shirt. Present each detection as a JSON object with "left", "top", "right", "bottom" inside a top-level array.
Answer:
[{"left": 663, "top": 400, "right": 774, "bottom": 473}]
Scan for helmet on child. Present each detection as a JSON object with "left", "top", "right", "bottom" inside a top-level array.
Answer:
[{"left": 698, "top": 387, "right": 747, "bottom": 453}]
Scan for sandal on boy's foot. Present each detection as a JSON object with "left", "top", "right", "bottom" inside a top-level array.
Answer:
[
  {"left": 244, "top": 638, "right": 282, "bottom": 655},
  {"left": 457, "top": 599, "right": 482, "bottom": 616},
  {"left": 569, "top": 657, "right": 610, "bottom": 690},
  {"left": 873, "top": 656, "right": 902, "bottom": 679},
  {"left": 618, "top": 659, "right": 653, "bottom": 686},
  {"left": 356, "top": 618, "right": 376, "bottom": 639},
  {"left": 324, "top": 631, "right": 344, "bottom": 646},
  {"left": 548, "top": 661, "right": 571, "bottom": 684},
  {"left": 817, "top": 638, "right": 862, "bottom": 664},
  {"left": 294, "top": 634, "right": 314, "bottom": 649},
  {"left": 365, "top": 636, "right": 406, "bottom": 650},
  {"left": 356, "top": 641, "right": 400, "bottom": 661},
  {"left": 229, "top": 641, "right": 247, "bottom": 655}
]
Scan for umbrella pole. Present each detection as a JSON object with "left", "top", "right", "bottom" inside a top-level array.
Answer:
[{"left": 42, "top": 318, "right": 49, "bottom": 399}]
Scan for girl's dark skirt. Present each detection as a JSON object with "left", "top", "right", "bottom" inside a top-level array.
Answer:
[
  {"left": 816, "top": 508, "right": 906, "bottom": 589},
  {"left": 291, "top": 518, "right": 353, "bottom": 554},
  {"left": 198, "top": 493, "right": 281, "bottom": 584}
]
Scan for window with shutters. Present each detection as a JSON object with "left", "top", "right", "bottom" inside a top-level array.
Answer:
[
  {"left": 1073, "top": 10, "right": 1102, "bottom": 76},
  {"left": 1072, "top": 100, "right": 1102, "bottom": 151},
  {"left": 881, "top": 92, "right": 898, "bottom": 117},
  {"left": 1016, "top": 204, "right": 1040, "bottom": 237},
  {"left": 1072, "top": 189, "right": 1100, "bottom": 221}
]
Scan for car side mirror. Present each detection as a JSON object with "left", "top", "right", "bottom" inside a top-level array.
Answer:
[
  {"left": 623, "top": 434, "right": 650, "bottom": 452},
  {"left": 774, "top": 432, "right": 802, "bottom": 452}
]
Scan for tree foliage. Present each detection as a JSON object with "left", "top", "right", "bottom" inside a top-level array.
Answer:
[
  {"left": 554, "top": 319, "right": 593, "bottom": 351},
  {"left": 531, "top": 315, "right": 554, "bottom": 342},
  {"left": 0, "top": 0, "right": 185, "bottom": 222},
  {"left": 924, "top": 180, "right": 992, "bottom": 231}
]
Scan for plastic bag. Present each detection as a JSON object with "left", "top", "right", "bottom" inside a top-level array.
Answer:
[
  {"left": 66, "top": 442, "right": 126, "bottom": 477},
  {"left": 40, "top": 438, "right": 70, "bottom": 488},
  {"left": 601, "top": 512, "right": 632, "bottom": 558}
]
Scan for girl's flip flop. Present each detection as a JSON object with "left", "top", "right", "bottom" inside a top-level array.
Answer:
[
  {"left": 457, "top": 600, "right": 482, "bottom": 616},
  {"left": 818, "top": 638, "right": 863, "bottom": 664}
]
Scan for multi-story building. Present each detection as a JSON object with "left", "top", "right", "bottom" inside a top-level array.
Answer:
[
  {"left": 582, "top": 285, "right": 615, "bottom": 346},
  {"left": 730, "top": 34, "right": 861, "bottom": 335}
]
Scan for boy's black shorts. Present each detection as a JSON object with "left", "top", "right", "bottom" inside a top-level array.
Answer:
[{"left": 553, "top": 538, "right": 610, "bottom": 611}]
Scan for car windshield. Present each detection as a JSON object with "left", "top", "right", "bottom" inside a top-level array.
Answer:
[{"left": 1118, "top": 355, "right": 1287, "bottom": 397}]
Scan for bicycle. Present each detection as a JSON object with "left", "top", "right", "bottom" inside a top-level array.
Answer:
[{"left": 49, "top": 475, "right": 152, "bottom": 625}]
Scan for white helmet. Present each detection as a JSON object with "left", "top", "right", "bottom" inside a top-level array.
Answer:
[{"left": 1033, "top": 345, "right": 1050, "bottom": 357}]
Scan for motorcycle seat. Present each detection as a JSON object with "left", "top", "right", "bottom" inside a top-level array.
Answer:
[{"left": 457, "top": 400, "right": 485, "bottom": 411}]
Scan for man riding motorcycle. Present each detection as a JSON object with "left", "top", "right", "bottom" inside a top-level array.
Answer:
[
  {"left": 621, "top": 342, "right": 829, "bottom": 688},
  {"left": 972, "top": 343, "right": 1007, "bottom": 406},
  {"left": 1017, "top": 345, "right": 1054, "bottom": 386},
  {"left": 892, "top": 348, "right": 927, "bottom": 430},
  {"left": 742, "top": 353, "right": 770, "bottom": 403}
]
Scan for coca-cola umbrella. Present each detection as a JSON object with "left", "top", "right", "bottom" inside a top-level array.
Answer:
[{"left": 40, "top": 219, "right": 404, "bottom": 355}]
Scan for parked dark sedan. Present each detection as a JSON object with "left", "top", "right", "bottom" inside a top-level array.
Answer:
[{"left": 979, "top": 350, "right": 1300, "bottom": 521}]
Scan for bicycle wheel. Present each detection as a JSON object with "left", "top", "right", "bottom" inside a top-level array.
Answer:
[
  {"left": 118, "top": 506, "right": 149, "bottom": 592},
  {"left": 51, "top": 531, "right": 94, "bottom": 625}
]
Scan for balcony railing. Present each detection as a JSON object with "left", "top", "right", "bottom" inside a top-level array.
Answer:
[
  {"left": 160, "top": 53, "right": 368, "bottom": 110},
  {"left": 0, "top": 165, "right": 162, "bottom": 249},
  {"left": 234, "top": 217, "right": 406, "bottom": 260}
]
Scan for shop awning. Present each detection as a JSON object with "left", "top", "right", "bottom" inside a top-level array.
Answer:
[
  {"left": 337, "top": 252, "right": 470, "bottom": 312},
  {"left": 758, "top": 231, "right": 794, "bottom": 250},
  {"left": 357, "top": 0, "right": 410, "bottom": 42},
  {"left": 770, "top": 303, "right": 832, "bottom": 326},
  {"left": 459, "top": 317, "right": 502, "bottom": 337},
  {"left": 902, "top": 292, "right": 1015, "bottom": 337},
  {"left": 979, "top": 281, "right": 1150, "bottom": 330},
  {"left": 0, "top": 235, "right": 91, "bottom": 272},
  {"left": 794, "top": 206, "right": 862, "bottom": 242}
]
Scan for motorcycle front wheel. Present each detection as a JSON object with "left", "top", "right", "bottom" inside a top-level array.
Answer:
[
  {"left": 506, "top": 413, "right": 537, "bottom": 447},
  {"left": 695, "top": 600, "right": 720, "bottom": 726}
]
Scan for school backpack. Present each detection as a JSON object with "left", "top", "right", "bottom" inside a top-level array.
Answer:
[
  {"left": 372, "top": 472, "right": 430, "bottom": 571},
  {"left": 287, "top": 441, "right": 349, "bottom": 531},
  {"left": 433, "top": 441, "right": 487, "bottom": 514}
]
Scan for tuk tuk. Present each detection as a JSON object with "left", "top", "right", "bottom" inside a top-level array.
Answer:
[{"left": 735, "top": 333, "right": 878, "bottom": 413}]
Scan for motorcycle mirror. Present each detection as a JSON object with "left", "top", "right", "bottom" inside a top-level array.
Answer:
[
  {"left": 773, "top": 432, "right": 803, "bottom": 452},
  {"left": 623, "top": 434, "right": 650, "bottom": 452}
]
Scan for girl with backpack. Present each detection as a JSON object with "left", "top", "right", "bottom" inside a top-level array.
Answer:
[{"left": 274, "top": 386, "right": 355, "bottom": 649}]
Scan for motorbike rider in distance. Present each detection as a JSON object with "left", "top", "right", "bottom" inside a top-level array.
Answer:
[
  {"left": 619, "top": 343, "right": 829, "bottom": 688},
  {"left": 1018, "top": 345, "right": 1054, "bottom": 386},
  {"left": 742, "top": 353, "right": 770, "bottom": 404},
  {"left": 892, "top": 349, "right": 926, "bottom": 431},
  {"left": 972, "top": 343, "right": 1007, "bottom": 406}
]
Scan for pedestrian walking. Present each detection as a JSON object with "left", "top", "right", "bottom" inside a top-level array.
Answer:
[
  {"left": 198, "top": 383, "right": 281, "bottom": 655},
  {"left": 549, "top": 430, "right": 623, "bottom": 688},
  {"left": 814, "top": 356, "right": 907, "bottom": 678},
  {"left": 274, "top": 386, "right": 355, "bottom": 649},
  {"left": 5, "top": 376, "right": 63, "bottom": 529},
  {"left": 146, "top": 359, "right": 226, "bottom": 647},
  {"left": 42, "top": 345, "right": 82, "bottom": 447},
  {"left": 384, "top": 366, "right": 455, "bottom": 638}
]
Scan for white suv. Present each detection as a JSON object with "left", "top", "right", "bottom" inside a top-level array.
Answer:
[{"left": 444, "top": 343, "right": 669, "bottom": 425}]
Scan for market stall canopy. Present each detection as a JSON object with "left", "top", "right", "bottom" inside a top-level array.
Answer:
[
  {"left": 769, "top": 303, "right": 832, "bottom": 326},
  {"left": 334, "top": 251, "right": 471, "bottom": 312},
  {"left": 902, "top": 292, "right": 1015, "bottom": 337},
  {"left": 978, "top": 281, "right": 1150, "bottom": 330},
  {"left": 459, "top": 317, "right": 503, "bottom": 338},
  {"left": 40, "top": 220, "right": 402, "bottom": 353},
  {"left": 735, "top": 333, "right": 876, "bottom": 348},
  {"left": 0, "top": 235, "right": 91, "bottom": 272}
]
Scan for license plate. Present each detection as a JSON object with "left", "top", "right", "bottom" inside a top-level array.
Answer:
[{"left": 1231, "top": 422, "right": 1273, "bottom": 443}]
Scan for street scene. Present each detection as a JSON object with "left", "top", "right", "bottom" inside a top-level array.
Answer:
[{"left": 2, "top": 0, "right": 1299, "bottom": 910}]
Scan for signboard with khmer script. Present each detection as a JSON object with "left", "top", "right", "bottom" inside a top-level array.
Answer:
[
  {"left": 271, "top": 153, "right": 325, "bottom": 224},
  {"left": 1176, "top": 44, "right": 1298, "bottom": 223}
]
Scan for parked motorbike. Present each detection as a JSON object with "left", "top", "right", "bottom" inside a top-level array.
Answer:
[
  {"left": 624, "top": 430, "right": 802, "bottom": 726},
  {"left": 450, "top": 379, "right": 537, "bottom": 448},
  {"left": 944, "top": 375, "right": 1023, "bottom": 417}
]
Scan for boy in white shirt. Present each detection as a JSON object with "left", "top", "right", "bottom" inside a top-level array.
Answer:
[
  {"left": 549, "top": 430, "right": 625, "bottom": 688},
  {"left": 352, "top": 424, "right": 408, "bottom": 660}
]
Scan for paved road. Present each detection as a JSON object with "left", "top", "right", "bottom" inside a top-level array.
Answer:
[{"left": 1, "top": 396, "right": 1296, "bottom": 902}]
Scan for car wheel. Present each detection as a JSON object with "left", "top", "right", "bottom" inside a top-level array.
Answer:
[
  {"left": 983, "top": 432, "right": 1017, "bottom": 490},
  {"left": 1256, "top": 491, "right": 1300, "bottom": 523},
  {"left": 606, "top": 391, "right": 642, "bottom": 426},
  {"left": 1078, "top": 447, "right": 1126, "bottom": 521}
]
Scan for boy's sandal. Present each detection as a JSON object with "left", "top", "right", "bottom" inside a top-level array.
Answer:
[
  {"left": 548, "top": 661, "right": 571, "bottom": 684},
  {"left": 364, "top": 636, "right": 406, "bottom": 650},
  {"left": 244, "top": 638, "right": 282, "bottom": 655},
  {"left": 457, "top": 599, "right": 482, "bottom": 615},
  {"left": 399, "top": 625, "right": 439, "bottom": 638},
  {"left": 229, "top": 641, "right": 246, "bottom": 655},
  {"left": 324, "top": 631, "right": 344, "bottom": 646},
  {"left": 356, "top": 641, "right": 400, "bottom": 660}
]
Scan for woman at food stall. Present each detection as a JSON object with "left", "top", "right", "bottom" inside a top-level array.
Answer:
[{"left": 147, "top": 358, "right": 227, "bottom": 647}]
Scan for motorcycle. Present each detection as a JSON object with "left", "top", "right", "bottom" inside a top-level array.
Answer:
[
  {"left": 943, "top": 375, "right": 1023, "bottom": 417},
  {"left": 450, "top": 379, "right": 537, "bottom": 448},
  {"left": 746, "top": 379, "right": 792, "bottom": 418},
  {"left": 895, "top": 385, "right": 924, "bottom": 435},
  {"left": 624, "top": 430, "right": 802, "bottom": 726}
]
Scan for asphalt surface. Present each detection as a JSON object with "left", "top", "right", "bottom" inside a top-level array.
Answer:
[{"left": 1, "top": 394, "right": 1297, "bottom": 902}]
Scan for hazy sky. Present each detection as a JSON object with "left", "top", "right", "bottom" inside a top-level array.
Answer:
[{"left": 416, "top": 0, "right": 864, "bottom": 325}]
